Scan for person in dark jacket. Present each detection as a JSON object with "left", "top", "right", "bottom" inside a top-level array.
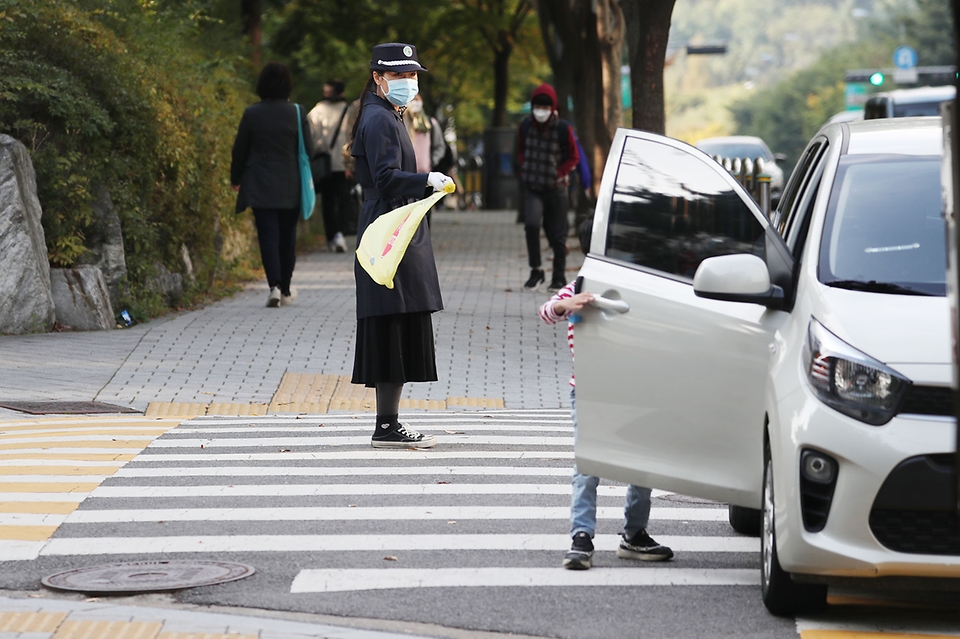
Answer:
[
  {"left": 231, "top": 62, "right": 313, "bottom": 308},
  {"left": 350, "top": 42, "right": 454, "bottom": 449},
  {"left": 516, "top": 83, "right": 579, "bottom": 291}
]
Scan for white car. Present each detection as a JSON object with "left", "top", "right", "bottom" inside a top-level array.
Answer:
[
  {"left": 694, "top": 135, "right": 786, "bottom": 203},
  {"left": 574, "top": 118, "right": 958, "bottom": 615}
]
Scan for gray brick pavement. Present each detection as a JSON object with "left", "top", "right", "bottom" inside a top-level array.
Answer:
[{"left": 0, "top": 210, "right": 580, "bottom": 414}]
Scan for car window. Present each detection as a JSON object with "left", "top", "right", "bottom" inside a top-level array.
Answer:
[
  {"left": 606, "top": 136, "right": 765, "bottom": 280},
  {"left": 819, "top": 154, "right": 944, "bottom": 296},
  {"left": 776, "top": 139, "right": 825, "bottom": 237},
  {"left": 696, "top": 141, "right": 771, "bottom": 161},
  {"left": 892, "top": 101, "right": 944, "bottom": 117}
]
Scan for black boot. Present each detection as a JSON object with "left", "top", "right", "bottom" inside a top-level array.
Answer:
[{"left": 524, "top": 269, "right": 545, "bottom": 289}]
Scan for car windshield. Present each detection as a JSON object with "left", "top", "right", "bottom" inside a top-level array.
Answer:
[
  {"left": 819, "top": 154, "right": 944, "bottom": 296},
  {"left": 696, "top": 140, "right": 771, "bottom": 161},
  {"left": 892, "top": 101, "right": 945, "bottom": 117}
]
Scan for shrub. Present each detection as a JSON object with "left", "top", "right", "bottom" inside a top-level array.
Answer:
[{"left": 0, "top": 0, "right": 259, "bottom": 320}]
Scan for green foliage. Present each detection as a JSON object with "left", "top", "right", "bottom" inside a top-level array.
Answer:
[{"left": 0, "top": 0, "right": 258, "bottom": 316}]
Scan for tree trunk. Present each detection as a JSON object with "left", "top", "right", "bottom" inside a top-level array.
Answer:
[
  {"left": 241, "top": 0, "right": 262, "bottom": 70},
  {"left": 492, "top": 40, "right": 512, "bottom": 127},
  {"left": 595, "top": 0, "right": 625, "bottom": 190},
  {"left": 622, "top": 0, "right": 676, "bottom": 134}
]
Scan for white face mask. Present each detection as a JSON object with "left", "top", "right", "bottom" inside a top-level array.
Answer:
[
  {"left": 532, "top": 108, "right": 552, "bottom": 123},
  {"left": 408, "top": 100, "right": 424, "bottom": 114}
]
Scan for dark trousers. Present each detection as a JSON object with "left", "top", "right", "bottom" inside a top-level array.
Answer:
[
  {"left": 253, "top": 208, "right": 298, "bottom": 294},
  {"left": 317, "top": 171, "right": 350, "bottom": 239},
  {"left": 524, "top": 185, "right": 568, "bottom": 281}
]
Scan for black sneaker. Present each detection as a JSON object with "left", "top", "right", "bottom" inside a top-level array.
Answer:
[
  {"left": 547, "top": 277, "right": 566, "bottom": 292},
  {"left": 616, "top": 529, "right": 674, "bottom": 561},
  {"left": 371, "top": 422, "right": 437, "bottom": 449},
  {"left": 562, "top": 532, "right": 594, "bottom": 570},
  {"left": 523, "top": 269, "right": 545, "bottom": 289}
]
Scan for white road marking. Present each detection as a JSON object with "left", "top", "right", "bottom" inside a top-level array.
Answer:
[
  {"left": 147, "top": 436, "right": 574, "bottom": 448},
  {"left": 0, "top": 475, "right": 110, "bottom": 483},
  {"left": 0, "top": 435, "right": 156, "bottom": 444},
  {"left": 113, "top": 466, "right": 573, "bottom": 478},
  {"left": 0, "top": 448, "right": 145, "bottom": 455},
  {"left": 41, "top": 534, "right": 758, "bottom": 556},
  {"left": 173, "top": 424, "right": 573, "bottom": 434},
  {"left": 0, "top": 540, "right": 49, "bottom": 562},
  {"left": 0, "top": 513, "right": 68, "bottom": 526},
  {"left": 89, "top": 484, "right": 633, "bottom": 498},
  {"left": 132, "top": 451, "right": 575, "bottom": 461},
  {"left": 0, "top": 459, "right": 126, "bottom": 467},
  {"left": 0, "top": 494, "right": 87, "bottom": 502},
  {"left": 289, "top": 567, "right": 760, "bottom": 593},
  {"left": 63, "top": 506, "right": 726, "bottom": 524}
]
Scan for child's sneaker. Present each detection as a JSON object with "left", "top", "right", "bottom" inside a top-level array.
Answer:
[
  {"left": 371, "top": 422, "right": 436, "bottom": 449},
  {"left": 562, "top": 532, "right": 594, "bottom": 570},
  {"left": 616, "top": 529, "right": 674, "bottom": 561}
]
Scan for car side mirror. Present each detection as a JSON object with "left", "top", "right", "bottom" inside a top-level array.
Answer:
[
  {"left": 693, "top": 254, "right": 785, "bottom": 309},
  {"left": 773, "top": 153, "right": 787, "bottom": 164}
]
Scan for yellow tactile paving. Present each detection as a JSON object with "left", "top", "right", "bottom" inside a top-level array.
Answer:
[
  {"left": 0, "top": 417, "right": 180, "bottom": 553},
  {"left": 206, "top": 403, "right": 269, "bottom": 416},
  {"left": 158, "top": 633, "right": 258, "bottom": 639},
  {"left": 400, "top": 398, "right": 448, "bottom": 410},
  {"left": 0, "top": 524, "right": 60, "bottom": 540},
  {"left": 801, "top": 632, "right": 960, "bottom": 639},
  {"left": 0, "top": 465, "right": 124, "bottom": 475},
  {"left": 446, "top": 396, "right": 505, "bottom": 408},
  {"left": 144, "top": 402, "right": 209, "bottom": 417},
  {"left": 0, "top": 610, "right": 67, "bottom": 631},
  {"left": 52, "top": 619, "right": 163, "bottom": 638}
]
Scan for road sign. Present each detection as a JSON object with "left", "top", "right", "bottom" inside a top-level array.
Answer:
[
  {"left": 893, "top": 46, "right": 918, "bottom": 69},
  {"left": 845, "top": 82, "right": 868, "bottom": 109}
]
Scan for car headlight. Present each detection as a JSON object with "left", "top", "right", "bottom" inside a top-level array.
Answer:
[{"left": 802, "top": 318, "right": 911, "bottom": 425}]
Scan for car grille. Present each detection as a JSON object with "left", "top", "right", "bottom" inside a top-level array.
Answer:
[
  {"left": 869, "top": 510, "right": 960, "bottom": 555},
  {"left": 898, "top": 385, "right": 956, "bottom": 417}
]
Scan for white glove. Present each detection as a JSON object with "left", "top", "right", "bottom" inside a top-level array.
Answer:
[{"left": 427, "top": 172, "right": 454, "bottom": 192}]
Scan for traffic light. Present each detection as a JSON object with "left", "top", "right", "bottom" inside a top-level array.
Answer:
[{"left": 869, "top": 72, "right": 885, "bottom": 86}]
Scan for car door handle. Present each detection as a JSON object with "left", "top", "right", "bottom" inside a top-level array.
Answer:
[{"left": 591, "top": 296, "right": 630, "bottom": 314}]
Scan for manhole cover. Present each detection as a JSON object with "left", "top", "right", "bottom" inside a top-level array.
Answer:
[
  {"left": 0, "top": 401, "right": 139, "bottom": 415},
  {"left": 657, "top": 493, "right": 719, "bottom": 506},
  {"left": 41, "top": 560, "right": 255, "bottom": 594}
]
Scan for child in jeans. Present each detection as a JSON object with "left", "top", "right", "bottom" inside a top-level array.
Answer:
[{"left": 538, "top": 221, "right": 674, "bottom": 570}]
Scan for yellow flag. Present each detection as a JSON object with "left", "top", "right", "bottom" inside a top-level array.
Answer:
[{"left": 355, "top": 183, "right": 455, "bottom": 289}]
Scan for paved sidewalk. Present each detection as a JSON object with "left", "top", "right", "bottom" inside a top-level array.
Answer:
[
  {"left": 0, "top": 210, "right": 579, "bottom": 416},
  {"left": 0, "top": 209, "right": 580, "bottom": 637}
]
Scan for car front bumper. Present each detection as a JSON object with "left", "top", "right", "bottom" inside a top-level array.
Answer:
[{"left": 770, "top": 384, "right": 960, "bottom": 579}]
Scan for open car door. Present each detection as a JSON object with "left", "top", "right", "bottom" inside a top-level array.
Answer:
[{"left": 574, "top": 129, "right": 792, "bottom": 507}]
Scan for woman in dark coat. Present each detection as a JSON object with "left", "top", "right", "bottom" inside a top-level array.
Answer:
[
  {"left": 350, "top": 42, "right": 454, "bottom": 448},
  {"left": 231, "top": 62, "right": 313, "bottom": 308}
]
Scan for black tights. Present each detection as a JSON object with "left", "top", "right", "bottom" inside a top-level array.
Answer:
[{"left": 375, "top": 382, "right": 403, "bottom": 427}]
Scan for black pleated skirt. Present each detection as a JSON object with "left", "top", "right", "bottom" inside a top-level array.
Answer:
[{"left": 352, "top": 312, "right": 437, "bottom": 387}]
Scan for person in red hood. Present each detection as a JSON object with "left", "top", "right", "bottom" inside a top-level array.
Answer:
[{"left": 516, "top": 83, "right": 579, "bottom": 291}]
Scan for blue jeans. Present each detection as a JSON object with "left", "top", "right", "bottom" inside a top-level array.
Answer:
[{"left": 570, "top": 388, "right": 652, "bottom": 539}]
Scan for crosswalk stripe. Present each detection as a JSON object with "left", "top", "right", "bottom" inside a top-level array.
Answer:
[
  {"left": 41, "top": 534, "right": 758, "bottom": 556},
  {"left": 0, "top": 540, "right": 48, "bottom": 561},
  {"left": 113, "top": 466, "right": 574, "bottom": 478},
  {"left": 62, "top": 506, "right": 726, "bottom": 524},
  {"left": 132, "top": 451, "right": 575, "bottom": 461},
  {"left": 0, "top": 513, "right": 68, "bottom": 526},
  {"left": 0, "top": 476, "right": 110, "bottom": 483},
  {"left": 147, "top": 435, "right": 574, "bottom": 448},
  {"left": 89, "top": 484, "right": 632, "bottom": 498},
  {"left": 172, "top": 424, "right": 574, "bottom": 434},
  {"left": 289, "top": 567, "right": 760, "bottom": 593},
  {"left": 188, "top": 414, "right": 571, "bottom": 425},
  {"left": 0, "top": 494, "right": 86, "bottom": 502}
]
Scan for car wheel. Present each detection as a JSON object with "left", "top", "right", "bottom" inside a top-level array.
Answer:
[
  {"left": 761, "top": 445, "right": 827, "bottom": 616},
  {"left": 728, "top": 504, "right": 761, "bottom": 536}
]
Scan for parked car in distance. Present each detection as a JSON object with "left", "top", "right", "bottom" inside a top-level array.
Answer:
[
  {"left": 695, "top": 135, "right": 785, "bottom": 204},
  {"left": 575, "top": 117, "right": 957, "bottom": 616},
  {"left": 864, "top": 85, "right": 956, "bottom": 119}
]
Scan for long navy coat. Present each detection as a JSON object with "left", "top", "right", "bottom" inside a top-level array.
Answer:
[
  {"left": 230, "top": 99, "right": 312, "bottom": 213},
  {"left": 353, "top": 92, "right": 443, "bottom": 320}
]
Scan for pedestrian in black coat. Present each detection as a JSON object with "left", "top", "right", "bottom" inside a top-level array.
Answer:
[
  {"left": 231, "top": 61, "right": 314, "bottom": 308},
  {"left": 349, "top": 42, "right": 454, "bottom": 449}
]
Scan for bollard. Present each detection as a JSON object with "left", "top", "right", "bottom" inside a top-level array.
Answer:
[
  {"left": 758, "top": 175, "right": 772, "bottom": 220},
  {"left": 722, "top": 157, "right": 733, "bottom": 172},
  {"left": 742, "top": 158, "right": 754, "bottom": 193},
  {"left": 753, "top": 158, "right": 766, "bottom": 201},
  {"left": 731, "top": 157, "right": 743, "bottom": 183}
]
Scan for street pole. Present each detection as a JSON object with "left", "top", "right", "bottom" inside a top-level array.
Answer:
[{"left": 952, "top": 0, "right": 960, "bottom": 520}]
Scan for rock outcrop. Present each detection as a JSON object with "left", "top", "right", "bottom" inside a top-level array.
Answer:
[
  {"left": 75, "top": 187, "right": 128, "bottom": 312},
  {"left": 0, "top": 135, "right": 55, "bottom": 334},
  {"left": 50, "top": 266, "right": 115, "bottom": 331}
]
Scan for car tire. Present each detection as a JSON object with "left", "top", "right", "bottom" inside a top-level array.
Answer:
[
  {"left": 728, "top": 504, "right": 761, "bottom": 536},
  {"left": 761, "top": 445, "right": 828, "bottom": 616}
]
